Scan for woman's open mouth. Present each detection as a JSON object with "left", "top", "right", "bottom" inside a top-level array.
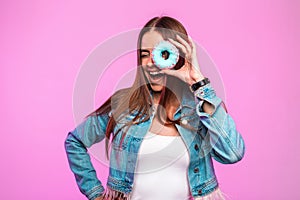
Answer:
[{"left": 148, "top": 71, "right": 165, "bottom": 82}]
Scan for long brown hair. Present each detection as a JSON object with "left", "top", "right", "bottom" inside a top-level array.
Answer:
[{"left": 86, "top": 16, "right": 192, "bottom": 158}]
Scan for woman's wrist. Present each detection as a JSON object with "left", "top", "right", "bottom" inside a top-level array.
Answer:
[{"left": 190, "top": 73, "right": 206, "bottom": 86}]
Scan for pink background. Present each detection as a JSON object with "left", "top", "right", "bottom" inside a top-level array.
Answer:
[{"left": 1, "top": 0, "right": 299, "bottom": 199}]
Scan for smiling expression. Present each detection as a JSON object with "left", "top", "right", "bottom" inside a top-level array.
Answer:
[{"left": 140, "top": 30, "right": 167, "bottom": 92}]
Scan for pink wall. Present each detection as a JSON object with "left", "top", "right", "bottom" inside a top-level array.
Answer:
[{"left": 1, "top": 0, "right": 299, "bottom": 199}]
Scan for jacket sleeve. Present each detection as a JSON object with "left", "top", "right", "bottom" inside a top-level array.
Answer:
[
  {"left": 194, "top": 82, "right": 246, "bottom": 164},
  {"left": 64, "top": 112, "right": 110, "bottom": 200}
]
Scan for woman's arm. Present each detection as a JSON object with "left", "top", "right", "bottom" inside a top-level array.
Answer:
[
  {"left": 194, "top": 82, "right": 246, "bottom": 164},
  {"left": 160, "top": 34, "right": 245, "bottom": 164},
  {"left": 64, "top": 113, "right": 110, "bottom": 200}
]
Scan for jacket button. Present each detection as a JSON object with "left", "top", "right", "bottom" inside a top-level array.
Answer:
[
  {"left": 194, "top": 144, "right": 199, "bottom": 151},
  {"left": 181, "top": 119, "right": 188, "bottom": 125},
  {"left": 194, "top": 168, "right": 199, "bottom": 173},
  {"left": 198, "top": 189, "right": 202, "bottom": 195}
]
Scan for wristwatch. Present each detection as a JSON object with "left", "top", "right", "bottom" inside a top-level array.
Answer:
[{"left": 190, "top": 77, "right": 210, "bottom": 92}]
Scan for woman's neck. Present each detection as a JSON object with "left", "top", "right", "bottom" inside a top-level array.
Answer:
[{"left": 152, "top": 91, "right": 161, "bottom": 104}]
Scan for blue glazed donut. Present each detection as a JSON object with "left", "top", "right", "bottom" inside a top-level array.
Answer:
[{"left": 151, "top": 40, "right": 179, "bottom": 69}]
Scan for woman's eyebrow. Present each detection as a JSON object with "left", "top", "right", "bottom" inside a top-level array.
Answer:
[{"left": 140, "top": 49, "right": 150, "bottom": 53}]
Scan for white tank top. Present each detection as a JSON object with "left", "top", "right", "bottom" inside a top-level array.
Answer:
[{"left": 130, "top": 131, "right": 192, "bottom": 200}]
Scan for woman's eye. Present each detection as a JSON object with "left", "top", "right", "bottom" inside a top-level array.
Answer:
[{"left": 141, "top": 54, "right": 149, "bottom": 58}]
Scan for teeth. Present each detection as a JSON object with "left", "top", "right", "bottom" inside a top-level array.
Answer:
[{"left": 149, "top": 71, "right": 161, "bottom": 75}]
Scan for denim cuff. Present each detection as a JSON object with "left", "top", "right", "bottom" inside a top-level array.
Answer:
[
  {"left": 194, "top": 83, "right": 223, "bottom": 117},
  {"left": 87, "top": 185, "right": 105, "bottom": 200}
]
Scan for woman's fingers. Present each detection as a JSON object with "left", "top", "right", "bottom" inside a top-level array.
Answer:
[
  {"left": 188, "top": 35, "right": 197, "bottom": 54},
  {"left": 176, "top": 35, "right": 192, "bottom": 55},
  {"left": 160, "top": 68, "right": 177, "bottom": 76},
  {"left": 186, "top": 35, "right": 201, "bottom": 71},
  {"left": 161, "top": 34, "right": 202, "bottom": 85},
  {"left": 160, "top": 67, "right": 181, "bottom": 81},
  {"left": 160, "top": 67, "right": 191, "bottom": 84},
  {"left": 168, "top": 38, "right": 187, "bottom": 55},
  {"left": 169, "top": 35, "right": 193, "bottom": 57}
]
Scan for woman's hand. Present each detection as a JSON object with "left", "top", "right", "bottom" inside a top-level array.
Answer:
[
  {"left": 160, "top": 35, "right": 205, "bottom": 86},
  {"left": 94, "top": 195, "right": 104, "bottom": 200}
]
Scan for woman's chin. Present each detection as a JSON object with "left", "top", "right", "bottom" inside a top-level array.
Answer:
[
  {"left": 150, "top": 84, "right": 164, "bottom": 92},
  {"left": 149, "top": 74, "right": 166, "bottom": 90}
]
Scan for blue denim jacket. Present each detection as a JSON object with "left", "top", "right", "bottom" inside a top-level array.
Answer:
[{"left": 64, "top": 83, "right": 246, "bottom": 200}]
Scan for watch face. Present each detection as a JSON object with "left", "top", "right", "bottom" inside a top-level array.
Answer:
[
  {"left": 191, "top": 83, "right": 199, "bottom": 91},
  {"left": 189, "top": 85, "right": 195, "bottom": 93}
]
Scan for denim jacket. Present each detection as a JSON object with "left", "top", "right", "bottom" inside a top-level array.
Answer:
[{"left": 64, "top": 83, "right": 246, "bottom": 200}]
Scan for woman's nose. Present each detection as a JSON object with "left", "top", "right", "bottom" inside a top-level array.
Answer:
[{"left": 147, "top": 54, "right": 155, "bottom": 66}]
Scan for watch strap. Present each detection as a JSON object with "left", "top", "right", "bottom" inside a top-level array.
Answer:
[{"left": 190, "top": 77, "right": 210, "bottom": 92}]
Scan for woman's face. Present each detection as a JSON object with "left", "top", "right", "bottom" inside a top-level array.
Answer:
[{"left": 140, "top": 31, "right": 167, "bottom": 92}]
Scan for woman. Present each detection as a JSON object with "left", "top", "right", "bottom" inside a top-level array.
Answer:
[{"left": 65, "top": 16, "right": 246, "bottom": 200}]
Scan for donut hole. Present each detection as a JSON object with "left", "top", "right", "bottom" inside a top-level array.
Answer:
[{"left": 161, "top": 50, "right": 170, "bottom": 60}]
